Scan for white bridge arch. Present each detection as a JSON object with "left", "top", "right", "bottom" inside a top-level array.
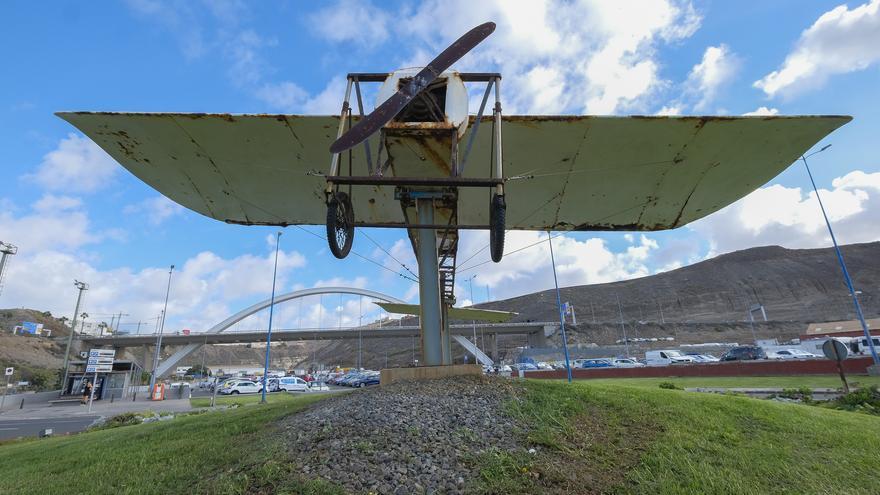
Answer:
[{"left": 156, "top": 286, "right": 405, "bottom": 377}]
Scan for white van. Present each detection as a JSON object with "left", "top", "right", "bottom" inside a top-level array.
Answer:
[
  {"left": 645, "top": 350, "right": 695, "bottom": 366},
  {"left": 277, "top": 376, "right": 310, "bottom": 392}
]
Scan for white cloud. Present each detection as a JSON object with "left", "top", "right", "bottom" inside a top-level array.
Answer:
[
  {"left": 1, "top": 246, "right": 308, "bottom": 332},
  {"left": 123, "top": 196, "right": 185, "bottom": 225},
  {"left": 23, "top": 134, "right": 118, "bottom": 194},
  {"left": 686, "top": 44, "right": 738, "bottom": 111},
  {"left": 691, "top": 170, "right": 880, "bottom": 254},
  {"left": 308, "top": 0, "right": 390, "bottom": 46},
  {"left": 655, "top": 105, "right": 682, "bottom": 115},
  {"left": 754, "top": 0, "right": 880, "bottom": 98},
  {"left": 307, "top": 0, "right": 702, "bottom": 115},
  {"left": 0, "top": 194, "right": 104, "bottom": 252},
  {"left": 743, "top": 106, "right": 779, "bottom": 116},
  {"left": 454, "top": 230, "right": 661, "bottom": 301}
]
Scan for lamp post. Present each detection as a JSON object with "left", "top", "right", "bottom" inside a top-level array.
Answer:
[
  {"left": 466, "top": 274, "right": 478, "bottom": 360},
  {"left": 261, "top": 232, "right": 282, "bottom": 404},
  {"left": 547, "top": 232, "right": 573, "bottom": 383},
  {"left": 149, "top": 265, "right": 175, "bottom": 392},
  {"left": 60, "top": 280, "right": 88, "bottom": 396},
  {"left": 802, "top": 145, "right": 879, "bottom": 365}
]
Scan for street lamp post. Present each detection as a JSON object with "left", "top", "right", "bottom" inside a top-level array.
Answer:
[
  {"left": 547, "top": 232, "right": 573, "bottom": 383},
  {"left": 802, "top": 145, "right": 879, "bottom": 366},
  {"left": 261, "top": 232, "right": 282, "bottom": 404},
  {"left": 149, "top": 265, "right": 175, "bottom": 392},
  {"left": 467, "top": 275, "right": 477, "bottom": 362},
  {"left": 60, "top": 280, "right": 88, "bottom": 396}
]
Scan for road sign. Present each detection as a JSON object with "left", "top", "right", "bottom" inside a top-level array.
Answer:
[
  {"left": 4, "top": 367, "right": 12, "bottom": 376},
  {"left": 87, "top": 357, "right": 114, "bottom": 366},
  {"left": 86, "top": 364, "right": 113, "bottom": 373},
  {"left": 89, "top": 349, "right": 116, "bottom": 358},
  {"left": 823, "top": 339, "right": 849, "bottom": 361},
  {"left": 823, "top": 339, "right": 851, "bottom": 393}
]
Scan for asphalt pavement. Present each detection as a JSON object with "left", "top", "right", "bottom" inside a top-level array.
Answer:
[{"left": 0, "top": 416, "right": 100, "bottom": 440}]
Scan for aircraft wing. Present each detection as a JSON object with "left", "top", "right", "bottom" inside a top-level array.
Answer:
[
  {"left": 57, "top": 112, "right": 849, "bottom": 231},
  {"left": 375, "top": 302, "right": 516, "bottom": 322}
]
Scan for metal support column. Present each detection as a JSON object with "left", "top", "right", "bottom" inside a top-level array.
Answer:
[
  {"left": 441, "top": 304, "right": 452, "bottom": 364},
  {"left": 417, "top": 199, "right": 443, "bottom": 366}
]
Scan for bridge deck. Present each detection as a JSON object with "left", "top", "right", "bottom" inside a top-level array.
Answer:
[{"left": 80, "top": 322, "right": 558, "bottom": 347}]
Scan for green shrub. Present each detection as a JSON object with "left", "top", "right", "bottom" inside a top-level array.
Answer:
[
  {"left": 779, "top": 386, "right": 813, "bottom": 403},
  {"left": 658, "top": 382, "right": 681, "bottom": 390}
]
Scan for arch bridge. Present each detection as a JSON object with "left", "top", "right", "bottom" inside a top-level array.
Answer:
[{"left": 81, "top": 287, "right": 558, "bottom": 376}]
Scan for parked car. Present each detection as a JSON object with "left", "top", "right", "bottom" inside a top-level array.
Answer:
[
  {"left": 645, "top": 350, "right": 696, "bottom": 366},
  {"left": 218, "top": 380, "right": 262, "bottom": 395},
  {"left": 349, "top": 372, "right": 380, "bottom": 388},
  {"left": 611, "top": 358, "right": 645, "bottom": 368},
  {"left": 277, "top": 376, "right": 310, "bottom": 392},
  {"left": 686, "top": 353, "right": 720, "bottom": 363},
  {"left": 581, "top": 359, "right": 613, "bottom": 368},
  {"left": 767, "top": 349, "right": 820, "bottom": 359},
  {"left": 720, "top": 346, "right": 767, "bottom": 361}
]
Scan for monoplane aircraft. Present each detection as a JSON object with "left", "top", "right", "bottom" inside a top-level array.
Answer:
[{"left": 58, "top": 22, "right": 850, "bottom": 367}]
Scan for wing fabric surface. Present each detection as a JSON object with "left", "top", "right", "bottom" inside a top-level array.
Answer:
[
  {"left": 375, "top": 302, "right": 517, "bottom": 322},
  {"left": 57, "top": 112, "right": 849, "bottom": 231}
]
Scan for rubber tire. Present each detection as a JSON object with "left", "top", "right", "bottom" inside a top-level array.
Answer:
[
  {"left": 489, "top": 193, "right": 506, "bottom": 262},
  {"left": 327, "top": 191, "right": 355, "bottom": 259},
  {"left": 359, "top": 382, "right": 366, "bottom": 388},
  {"left": 231, "top": 390, "right": 239, "bottom": 395}
]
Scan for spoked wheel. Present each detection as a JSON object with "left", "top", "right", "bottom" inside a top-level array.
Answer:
[
  {"left": 490, "top": 193, "right": 506, "bottom": 262},
  {"left": 327, "top": 191, "right": 355, "bottom": 259}
]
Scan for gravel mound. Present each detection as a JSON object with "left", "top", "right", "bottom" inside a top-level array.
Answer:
[{"left": 280, "top": 377, "right": 527, "bottom": 494}]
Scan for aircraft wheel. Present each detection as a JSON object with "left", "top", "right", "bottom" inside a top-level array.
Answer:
[
  {"left": 489, "top": 193, "right": 506, "bottom": 262},
  {"left": 327, "top": 191, "right": 355, "bottom": 259}
]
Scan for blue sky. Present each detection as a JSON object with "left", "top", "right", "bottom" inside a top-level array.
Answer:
[{"left": 1, "top": 0, "right": 879, "bottom": 333}]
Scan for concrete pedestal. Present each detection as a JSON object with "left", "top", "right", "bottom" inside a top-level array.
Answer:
[{"left": 380, "top": 364, "right": 482, "bottom": 386}]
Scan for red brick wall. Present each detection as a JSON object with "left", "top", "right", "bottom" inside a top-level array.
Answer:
[{"left": 525, "top": 357, "right": 876, "bottom": 380}]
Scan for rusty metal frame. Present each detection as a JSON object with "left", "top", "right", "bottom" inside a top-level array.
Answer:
[{"left": 324, "top": 72, "right": 505, "bottom": 231}]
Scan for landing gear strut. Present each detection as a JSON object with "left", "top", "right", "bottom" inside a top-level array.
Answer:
[{"left": 326, "top": 191, "right": 354, "bottom": 259}]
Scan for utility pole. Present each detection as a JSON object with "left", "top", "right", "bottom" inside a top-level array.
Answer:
[
  {"left": 802, "top": 145, "right": 879, "bottom": 366},
  {"left": 616, "top": 294, "right": 630, "bottom": 357},
  {"left": 358, "top": 296, "right": 363, "bottom": 370},
  {"left": 0, "top": 241, "right": 18, "bottom": 299},
  {"left": 467, "top": 275, "right": 477, "bottom": 359},
  {"left": 261, "top": 231, "right": 282, "bottom": 404},
  {"left": 61, "top": 280, "right": 88, "bottom": 396},
  {"left": 149, "top": 265, "right": 175, "bottom": 392},
  {"left": 548, "top": 233, "right": 573, "bottom": 383}
]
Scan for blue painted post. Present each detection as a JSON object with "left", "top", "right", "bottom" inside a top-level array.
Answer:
[
  {"left": 261, "top": 231, "right": 283, "bottom": 404},
  {"left": 802, "top": 152, "right": 879, "bottom": 365},
  {"left": 547, "top": 232, "right": 573, "bottom": 382}
]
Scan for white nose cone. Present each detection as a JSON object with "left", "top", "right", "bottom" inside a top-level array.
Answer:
[{"left": 376, "top": 69, "right": 469, "bottom": 138}]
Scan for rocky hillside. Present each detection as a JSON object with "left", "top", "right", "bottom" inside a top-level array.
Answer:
[
  {"left": 479, "top": 242, "right": 879, "bottom": 325},
  {"left": 306, "top": 242, "right": 880, "bottom": 366}
]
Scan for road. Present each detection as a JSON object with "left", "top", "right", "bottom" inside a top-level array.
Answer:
[{"left": 0, "top": 416, "right": 99, "bottom": 440}]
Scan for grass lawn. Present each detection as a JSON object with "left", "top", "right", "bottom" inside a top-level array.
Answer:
[
  {"left": 190, "top": 391, "right": 322, "bottom": 408},
  {"left": 476, "top": 380, "right": 880, "bottom": 494},
  {"left": 581, "top": 374, "right": 880, "bottom": 390},
  {"left": 2, "top": 379, "right": 879, "bottom": 494},
  {"left": 0, "top": 394, "right": 341, "bottom": 495}
]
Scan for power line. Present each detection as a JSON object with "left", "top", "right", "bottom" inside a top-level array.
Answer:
[
  {"left": 359, "top": 229, "right": 418, "bottom": 280},
  {"left": 291, "top": 225, "right": 419, "bottom": 283}
]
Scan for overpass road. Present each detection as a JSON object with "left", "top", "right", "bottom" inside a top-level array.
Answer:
[{"left": 80, "top": 321, "right": 560, "bottom": 346}]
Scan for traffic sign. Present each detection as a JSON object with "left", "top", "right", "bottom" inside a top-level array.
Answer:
[
  {"left": 87, "top": 357, "right": 114, "bottom": 366},
  {"left": 823, "top": 339, "right": 849, "bottom": 362},
  {"left": 89, "top": 349, "right": 116, "bottom": 358},
  {"left": 86, "top": 364, "right": 113, "bottom": 373},
  {"left": 4, "top": 367, "right": 12, "bottom": 376}
]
